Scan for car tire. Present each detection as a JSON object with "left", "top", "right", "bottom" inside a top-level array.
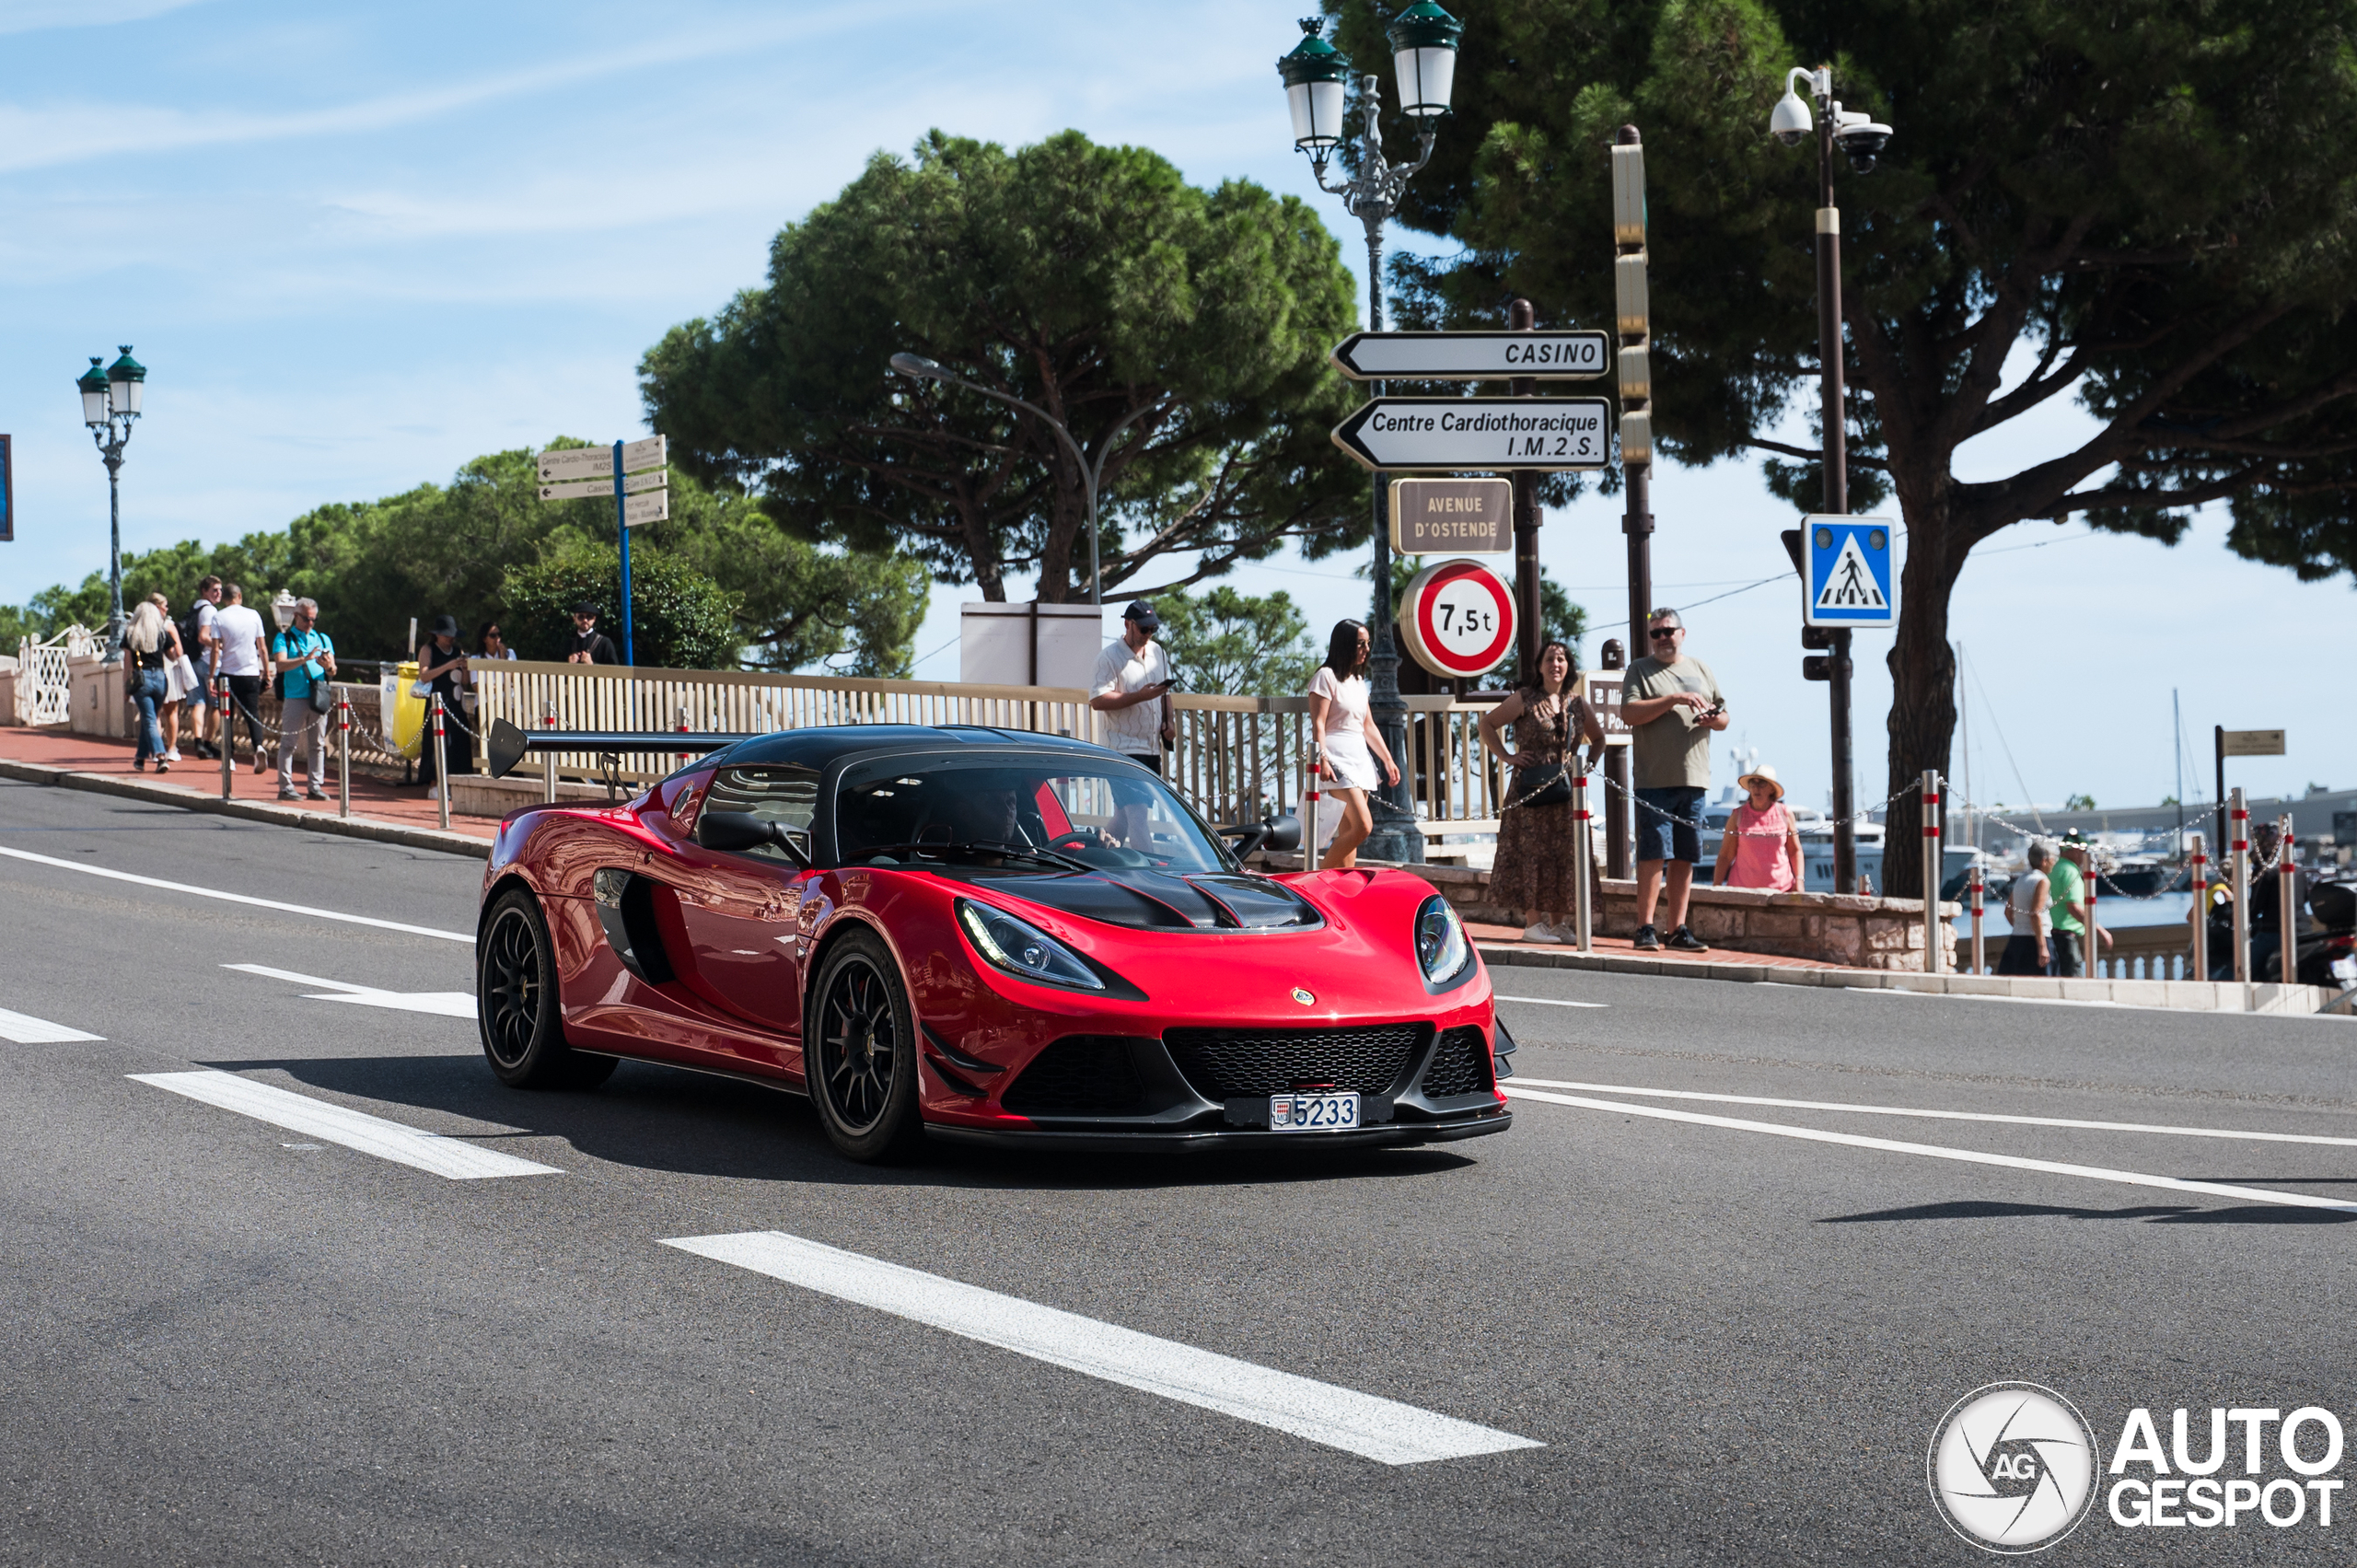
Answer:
[
  {"left": 479, "top": 889, "right": 616, "bottom": 1090},
  {"left": 807, "top": 929, "right": 925, "bottom": 1163}
]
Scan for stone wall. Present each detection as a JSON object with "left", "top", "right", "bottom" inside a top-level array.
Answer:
[{"left": 1417, "top": 863, "right": 1959, "bottom": 971}]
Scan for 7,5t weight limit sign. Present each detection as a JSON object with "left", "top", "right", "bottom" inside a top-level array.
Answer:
[{"left": 1329, "top": 397, "right": 1614, "bottom": 472}]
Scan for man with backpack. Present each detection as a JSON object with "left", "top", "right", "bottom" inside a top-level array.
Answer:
[
  {"left": 182, "top": 575, "right": 224, "bottom": 760},
  {"left": 271, "top": 598, "right": 336, "bottom": 800}
]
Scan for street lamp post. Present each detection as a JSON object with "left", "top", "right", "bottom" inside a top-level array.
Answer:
[
  {"left": 1771, "top": 70, "right": 1889, "bottom": 894},
  {"left": 1280, "top": 6, "right": 1462, "bottom": 865},
  {"left": 888, "top": 353, "right": 1163, "bottom": 608},
  {"left": 75, "top": 347, "right": 147, "bottom": 657}
]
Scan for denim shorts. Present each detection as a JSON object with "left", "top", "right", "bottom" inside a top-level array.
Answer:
[{"left": 1634, "top": 785, "right": 1705, "bottom": 864}]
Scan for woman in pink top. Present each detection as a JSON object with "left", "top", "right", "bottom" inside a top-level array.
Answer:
[{"left": 1713, "top": 763, "right": 1804, "bottom": 891}]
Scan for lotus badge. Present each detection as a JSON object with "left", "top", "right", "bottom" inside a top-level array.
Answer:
[{"left": 1291, "top": 987, "right": 1316, "bottom": 1005}]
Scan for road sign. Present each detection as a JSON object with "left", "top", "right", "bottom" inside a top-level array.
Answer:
[
  {"left": 1329, "top": 331, "right": 1609, "bottom": 381},
  {"left": 1802, "top": 514, "right": 1896, "bottom": 628},
  {"left": 1330, "top": 398, "right": 1613, "bottom": 472},
  {"left": 1390, "top": 477, "right": 1511, "bottom": 554},
  {"left": 622, "top": 491, "right": 668, "bottom": 527},
  {"left": 2221, "top": 729, "right": 2286, "bottom": 758},
  {"left": 538, "top": 470, "right": 668, "bottom": 503},
  {"left": 536, "top": 435, "right": 666, "bottom": 482},
  {"left": 1397, "top": 559, "right": 1515, "bottom": 679},
  {"left": 1575, "top": 669, "right": 1632, "bottom": 748}
]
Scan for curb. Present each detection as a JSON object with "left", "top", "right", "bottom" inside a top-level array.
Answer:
[
  {"left": 0, "top": 758, "right": 493, "bottom": 860},
  {"left": 1477, "top": 943, "right": 2338, "bottom": 1016}
]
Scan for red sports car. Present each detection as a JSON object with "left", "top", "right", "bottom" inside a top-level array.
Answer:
[{"left": 473, "top": 724, "right": 1513, "bottom": 1162}]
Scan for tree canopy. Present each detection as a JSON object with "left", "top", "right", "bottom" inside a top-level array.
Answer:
[
  {"left": 642, "top": 129, "right": 1370, "bottom": 604},
  {"left": 2, "top": 446, "right": 928, "bottom": 674},
  {"left": 1332, "top": 0, "right": 2357, "bottom": 894}
]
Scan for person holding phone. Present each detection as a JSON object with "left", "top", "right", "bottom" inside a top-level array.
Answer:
[{"left": 1090, "top": 600, "right": 1177, "bottom": 851}]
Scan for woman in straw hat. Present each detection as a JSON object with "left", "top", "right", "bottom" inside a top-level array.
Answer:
[{"left": 1713, "top": 762, "right": 1803, "bottom": 891}]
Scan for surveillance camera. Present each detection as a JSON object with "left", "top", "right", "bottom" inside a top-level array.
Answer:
[
  {"left": 1837, "top": 121, "right": 1892, "bottom": 160},
  {"left": 1769, "top": 87, "right": 1813, "bottom": 146}
]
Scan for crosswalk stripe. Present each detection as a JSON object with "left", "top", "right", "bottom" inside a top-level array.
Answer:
[
  {"left": 0, "top": 1006, "right": 103, "bottom": 1043},
  {"left": 131, "top": 1069, "right": 560, "bottom": 1179},
  {"left": 661, "top": 1230, "right": 1543, "bottom": 1466}
]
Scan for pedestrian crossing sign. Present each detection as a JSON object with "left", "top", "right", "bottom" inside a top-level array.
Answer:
[{"left": 1802, "top": 515, "right": 1896, "bottom": 628}]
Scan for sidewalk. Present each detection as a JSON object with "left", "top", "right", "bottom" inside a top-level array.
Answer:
[{"left": 0, "top": 725, "right": 493, "bottom": 855}]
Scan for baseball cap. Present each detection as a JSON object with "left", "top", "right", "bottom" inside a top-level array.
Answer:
[{"left": 1121, "top": 598, "right": 1160, "bottom": 632}]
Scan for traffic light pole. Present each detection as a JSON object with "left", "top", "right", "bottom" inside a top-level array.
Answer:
[
  {"left": 1615, "top": 127, "right": 1654, "bottom": 884},
  {"left": 1816, "top": 108, "right": 1859, "bottom": 894}
]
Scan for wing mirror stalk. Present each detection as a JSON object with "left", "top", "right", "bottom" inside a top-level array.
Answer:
[
  {"left": 1222, "top": 814, "right": 1304, "bottom": 861},
  {"left": 695, "top": 809, "right": 811, "bottom": 870}
]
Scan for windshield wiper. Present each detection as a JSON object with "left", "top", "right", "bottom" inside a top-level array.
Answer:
[{"left": 863, "top": 840, "right": 1092, "bottom": 874}]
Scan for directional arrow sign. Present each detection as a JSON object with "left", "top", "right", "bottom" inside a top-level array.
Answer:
[
  {"left": 1802, "top": 515, "right": 1897, "bottom": 628},
  {"left": 622, "top": 490, "right": 668, "bottom": 527},
  {"left": 1329, "top": 398, "right": 1614, "bottom": 472},
  {"left": 619, "top": 433, "right": 667, "bottom": 473},
  {"left": 1330, "top": 331, "right": 1610, "bottom": 381},
  {"left": 536, "top": 435, "right": 668, "bottom": 482},
  {"left": 539, "top": 470, "right": 668, "bottom": 502}
]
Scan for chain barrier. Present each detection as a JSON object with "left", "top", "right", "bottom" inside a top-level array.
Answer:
[{"left": 1964, "top": 805, "right": 2293, "bottom": 901}]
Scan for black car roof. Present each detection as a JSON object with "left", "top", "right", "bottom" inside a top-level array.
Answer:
[{"left": 709, "top": 724, "right": 1120, "bottom": 772}]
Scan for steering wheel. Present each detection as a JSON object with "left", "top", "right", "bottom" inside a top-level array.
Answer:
[{"left": 1047, "top": 830, "right": 1100, "bottom": 851}]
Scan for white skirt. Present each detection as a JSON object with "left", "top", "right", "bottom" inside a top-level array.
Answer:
[
  {"left": 163, "top": 655, "right": 201, "bottom": 702},
  {"left": 1322, "top": 726, "right": 1378, "bottom": 791}
]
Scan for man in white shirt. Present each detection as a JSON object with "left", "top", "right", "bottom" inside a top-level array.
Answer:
[
  {"left": 189, "top": 575, "right": 223, "bottom": 759},
  {"left": 210, "top": 583, "right": 271, "bottom": 776},
  {"left": 1089, "top": 600, "right": 1175, "bottom": 852}
]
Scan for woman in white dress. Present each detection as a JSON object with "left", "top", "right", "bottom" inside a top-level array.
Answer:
[{"left": 1306, "top": 619, "right": 1400, "bottom": 869}]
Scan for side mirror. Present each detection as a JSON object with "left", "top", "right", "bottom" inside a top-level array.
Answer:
[
  {"left": 487, "top": 717, "right": 528, "bottom": 780},
  {"left": 696, "top": 809, "right": 810, "bottom": 868},
  {"left": 1222, "top": 815, "right": 1303, "bottom": 859}
]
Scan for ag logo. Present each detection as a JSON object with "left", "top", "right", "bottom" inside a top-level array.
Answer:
[
  {"left": 1290, "top": 987, "right": 1316, "bottom": 1006},
  {"left": 1928, "top": 1382, "right": 2101, "bottom": 1553}
]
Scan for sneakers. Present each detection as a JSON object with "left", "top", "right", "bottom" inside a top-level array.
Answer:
[
  {"left": 133, "top": 758, "right": 147, "bottom": 772},
  {"left": 279, "top": 788, "right": 301, "bottom": 801},
  {"left": 425, "top": 784, "right": 441, "bottom": 801},
  {"left": 306, "top": 787, "right": 330, "bottom": 801},
  {"left": 164, "top": 748, "right": 181, "bottom": 762},
  {"left": 1631, "top": 923, "right": 1660, "bottom": 950},
  {"left": 1666, "top": 925, "right": 1710, "bottom": 953},
  {"left": 1521, "top": 922, "right": 1564, "bottom": 945}
]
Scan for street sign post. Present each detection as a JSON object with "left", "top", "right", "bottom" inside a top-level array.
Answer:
[
  {"left": 536, "top": 436, "right": 668, "bottom": 666},
  {"left": 1396, "top": 559, "right": 1515, "bottom": 680},
  {"left": 1389, "top": 477, "right": 1512, "bottom": 554},
  {"left": 1801, "top": 514, "right": 1896, "bottom": 628},
  {"left": 2220, "top": 729, "right": 2285, "bottom": 758},
  {"left": 1330, "top": 331, "right": 1610, "bottom": 381},
  {"left": 1330, "top": 398, "right": 1614, "bottom": 472}
]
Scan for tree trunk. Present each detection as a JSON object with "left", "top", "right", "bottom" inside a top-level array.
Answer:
[{"left": 1879, "top": 492, "right": 1959, "bottom": 901}]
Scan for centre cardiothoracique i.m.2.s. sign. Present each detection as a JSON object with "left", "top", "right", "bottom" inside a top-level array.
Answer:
[{"left": 1329, "top": 398, "right": 1614, "bottom": 473}]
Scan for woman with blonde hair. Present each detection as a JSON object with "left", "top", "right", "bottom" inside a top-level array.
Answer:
[
  {"left": 1480, "top": 639, "right": 1605, "bottom": 940},
  {"left": 122, "top": 597, "right": 184, "bottom": 772}
]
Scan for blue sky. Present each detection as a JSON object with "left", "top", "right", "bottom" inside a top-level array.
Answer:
[{"left": 2, "top": 0, "right": 2347, "bottom": 817}]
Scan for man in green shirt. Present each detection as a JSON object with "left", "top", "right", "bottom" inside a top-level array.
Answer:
[
  {"left": 1620, "top": 609, "right": 1729, "bottom": 951},
  {"left": 2046, "top": 834, "right": 2110, "bottom": 977}
]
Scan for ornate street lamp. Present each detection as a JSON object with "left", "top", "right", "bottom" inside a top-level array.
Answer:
[
  {"left": 1770, "top": 67, "right": 1891, "bottom": 894},
  {"left": 75, "top": 346, "right": 147, "bottom": 657},
  {"left": 1278, "top": 7, "right": 1463, "bottom": 865}
]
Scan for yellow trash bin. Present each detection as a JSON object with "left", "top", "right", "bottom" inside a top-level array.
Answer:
[{"left": 381, "top": 661, "right": 425, "bottom": 761}]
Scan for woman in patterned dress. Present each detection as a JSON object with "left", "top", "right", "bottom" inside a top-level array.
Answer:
[{"left": 1479, "top": 640, "right": 1606, "bottom": 942}]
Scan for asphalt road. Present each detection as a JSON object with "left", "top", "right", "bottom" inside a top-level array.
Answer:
[{"left": 5, "top": 775, "right": 2354, "bottom": 1566}]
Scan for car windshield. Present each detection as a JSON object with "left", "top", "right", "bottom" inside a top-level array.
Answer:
[{"left": 835, "top": 757, "right": 1231, "bottom": 874}]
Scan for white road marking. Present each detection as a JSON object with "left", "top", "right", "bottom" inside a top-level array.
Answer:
[
  {"left": 1507, "top": 1077, "right": 2357, "bottom": 1147},
  {"left": 1503, "top": 1086, "right": 2357, "bottom": 1215},
  {"left": 131, "top": 1070, "right": 559, "bottom": 1179},
  {"left": 662, "top": 1230, "right": 1543, "bottom": 1466},
  {"left": 225, "top": 963, "right": 476, "bottom": 1018},
  {"left": 0, "top": 844, "right": 473, "bottom": 943},
  {"left": 0, "top": 1006, "right": 104, "bottom": 1042},
  {"left": 1495, "top": 995, "right": 1610, "bottom": 1008}
]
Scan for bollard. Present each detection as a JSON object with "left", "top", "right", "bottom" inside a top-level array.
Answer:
[
  {"left": 2189, "top": 833, "right": 2208, "bottom": 983},
  {"left": 2278, "top": 813, "right": 2297, "bottom": 989},
  {"left": 1572, "top": 771, "right": 1595, "bottom": 952},
  {"left": 1968, "top": 864, "right": 1985, "bottom": 975},
  {"left": 1921, "top": 771, "right": 1943, "bottom": 974},
  {"left": 336, "top": 696, "right": 352, "bottom": 819},
  {"left": 1302, "top": 757, "right": 1322, "bottom": 873},
  {"left": 217, "top": 672, "right": 233, "bottom": 801},
  {"left": 432, "top": 693, "right": 450, "bottom": 831},
  {"left": 2086, "top": 840, "right": 2100, "bottom": 979},
  {"left": 2230, "top": 787, "right": 2250, "bottom": 987}
]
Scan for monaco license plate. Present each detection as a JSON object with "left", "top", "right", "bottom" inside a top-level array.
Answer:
[{"left": 1270, "top": 1092, "right": 1359, "bottom": 1132}]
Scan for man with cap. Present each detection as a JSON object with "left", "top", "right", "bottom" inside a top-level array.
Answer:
[
  {"left": 2047, "top": 830, "right": 2111, "bottom": 977},
  {"left": 1089, "top": 600, "right": 1176, "bottom": 851},
  {"left": 417, "top": 615, "right": 470, "bottom": 798},
  {"left": 564, "top": 602, "right": 621, "bottom": 665}
]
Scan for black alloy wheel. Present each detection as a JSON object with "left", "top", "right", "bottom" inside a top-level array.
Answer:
[
  {"left": 478, "top": 889, "right": 615, "bottom": 1089},
  {"left": 807, "top": 930, "right": 924, "bottom": 1162}
]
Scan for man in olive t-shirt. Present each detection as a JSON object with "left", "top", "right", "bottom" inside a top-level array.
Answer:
[{"left": 1620, "top": 609, "right": 1728, "bottom": 951}]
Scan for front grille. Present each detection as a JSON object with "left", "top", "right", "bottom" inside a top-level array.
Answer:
[
  {"left": 1002, "top": 1036, "right": 1145, "bottom": 1117},
  {"left": 1164, "top": 1024, "right": 1427, "bottom": 1100},
  {"left": 1419, "top": 1026, "right": 1492, "bottom": 1098}
]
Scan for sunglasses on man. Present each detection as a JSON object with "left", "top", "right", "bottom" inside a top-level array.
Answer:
[{"left": 1648, "top": 625, "right": 1682, "bottom": 640}]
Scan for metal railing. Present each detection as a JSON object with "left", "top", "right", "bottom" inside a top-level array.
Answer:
[{"left": 13, "top": 626, "right": 95, "bottom": 726}]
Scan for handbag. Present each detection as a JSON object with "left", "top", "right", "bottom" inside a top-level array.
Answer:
[
  {"left": 1510, "top": 761, "right": 1574, "bottom": 809},
  {"left": 308, "top": 675, "right": 335, "bottom": 714}
]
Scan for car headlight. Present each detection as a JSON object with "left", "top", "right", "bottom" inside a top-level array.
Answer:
[
  {"left": 957, "top": 900, "right": 1105, "bottom": 992},
  {"left": 1415, "top": 895, "right": 1469, "bottom": 985}
]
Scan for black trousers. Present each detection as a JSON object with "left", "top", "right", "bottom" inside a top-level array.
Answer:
[
  {"left": 1994, "top": 934, "right": 2048, "bottom": 977},
  {"left": 222, "top": 675, "right": 266, "bottom": 761},
  {"left": 417, "top": 714, "right": 469, "bottom": 787}
]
